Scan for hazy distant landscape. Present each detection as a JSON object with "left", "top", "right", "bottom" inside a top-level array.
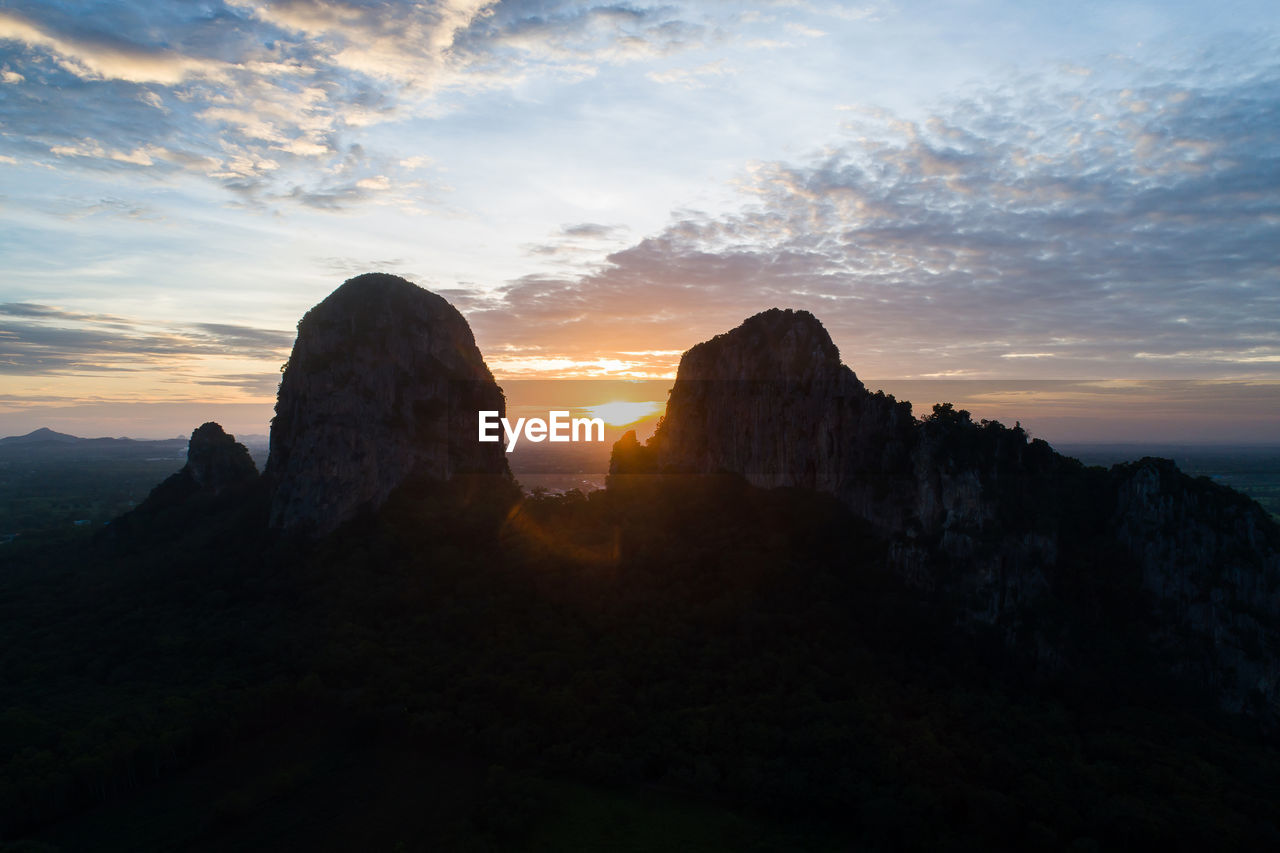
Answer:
[
  {"left": 4, "top": 426, "right": 1277, "bottom": 544},
  {"left": 0, "top": 430, "right": 266, "bottom": 541}
]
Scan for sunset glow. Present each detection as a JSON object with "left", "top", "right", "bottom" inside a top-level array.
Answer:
[
  {"left": 583, "top": 400, "right": 665, "bottom": 428},
  {"left": 0, "top": 1, "right": 1277, "bottom": 440}
]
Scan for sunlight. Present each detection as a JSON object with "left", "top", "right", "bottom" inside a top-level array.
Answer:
[{"left": 583, "top": 400, "right": 664, "bottom": 426}]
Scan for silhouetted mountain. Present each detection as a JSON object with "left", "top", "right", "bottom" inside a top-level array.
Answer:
[
  {"left": 0, "top": 427, "right": 81, "bottom": 444},
  {"left": 0, "top": 430, "right": 188, "bottom": 465},
  {"left": 8, "top": 295, "right": 1280, "bottom": 851},
  {"left": 613, "top": 308, "right": 1280, "bottom": 719},
  {"left": 266, "top": 273, "right": 511, "bottom": 536}
]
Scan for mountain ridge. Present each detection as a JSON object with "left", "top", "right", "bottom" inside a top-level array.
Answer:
[
  {"left": 7, "top": 282, "right": 1280, "bottom": 848},
  {"left": 612, "top": 307, "right": 1280, "bottom": 720}
]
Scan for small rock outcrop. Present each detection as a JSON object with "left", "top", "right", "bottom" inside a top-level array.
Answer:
[
  {"left": 267, "top": 273, "right": 510, "bottom": 535},
  {"left": 186, "top": 422, "right": 258, "bottom": 494},
  {"left": 111, "top": 422, "right": 259, "bottom": 532}
]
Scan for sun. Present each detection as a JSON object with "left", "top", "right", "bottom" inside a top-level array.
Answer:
[{"left": 583, "top": 400, "right": 664, "bottom": 427}]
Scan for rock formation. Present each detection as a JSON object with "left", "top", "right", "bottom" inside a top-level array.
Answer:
[
  {"left": 618, "top": 309, "right": 1036, "bottom": 545},
  {"left": 267, "top": 273, "right": 510, "bottom": 535},
  {"left": 185, "top": 422, "right": 259, "bottom": 494},
  {"left": 612, "top": 308, "right": 1280, "bottom": 718},
  {"left": 111, "top": 422, "right": 259, "bottom": 532},
  {"left": 1110, "top": 458, "right": 1280, "bottom": 714},
  {"left": 638, "top": 308, "right": 916, "bottom": 531}
]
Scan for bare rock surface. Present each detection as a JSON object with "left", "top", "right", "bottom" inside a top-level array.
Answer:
[
  {"left": 651, "top": 309, "right": 912, "bottom": 512},
  {"left": 267, "top": 273, "right": 509, "bottom": 535}
]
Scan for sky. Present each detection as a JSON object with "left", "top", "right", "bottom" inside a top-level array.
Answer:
[{"left": 1, "top": 0, "right": 1278, "bottom": 440}]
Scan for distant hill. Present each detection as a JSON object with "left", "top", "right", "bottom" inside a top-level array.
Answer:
[
  {"left": 0, "top": 427, "right": 82, "bottom": 444},
  {"left": 0, "top": 430, "right": 185, "bottom": 458}
]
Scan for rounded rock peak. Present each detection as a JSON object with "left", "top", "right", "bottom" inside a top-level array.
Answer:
[
  {"left": 295, "top": 273, "right": 489, "bottom": 373},
  {"left": 267, "top": 273, "right": 508, "bottom": 535},
  {"left": 190, "top": 421, "right": 234, "bottom": 445},
  {"left": 186, "top": 421, "right": 257, "bottom": 492},
  {"left": 677, "top": 307, "right": 844, "bottom": 382},
  {"left": 309, "top": 272, "right": 451, "bottom": 315}
]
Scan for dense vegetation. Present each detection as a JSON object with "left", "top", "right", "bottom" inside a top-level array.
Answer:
[
  {"left": 0, "top": 436, "right": 268, "bottom": 541},
  {"left": 0, "top": 456, "right": 183, "bottom": 539},
  {"left": 3, "top": 452, "right": 1280, "bottom": 851}
]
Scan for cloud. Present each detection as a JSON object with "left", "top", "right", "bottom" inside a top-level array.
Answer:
[
  {"left": 0, "top": 1, "right": 717, "bottom": 210},
  {"left": 783, "top": 22, "right": 826, "bottom": 38},
  {"left": 0, "top": 303, "right": 293, "bottom": 376},
  {"left": 191, "top": 323, "right": 295, "bottom": 351},
  {"left": 560, "top": 222, "right": 627, "bottom": 239},
  {"left": 316, "top": 256, "right": 411, "bottom": 277},
  {"left": 0, "top": 8, "right": 224, "bottom": 84},
  {"left": 465, "top": 56, "right": 1280, "bottom": 379},
  {"left": 521, "top": 221, "right": 634, "bottom": 262},
  {"left": 467, "top": 3, "right": 709, "bottom": 67},
  {"left": 52, "top": 196, "right": 163, "bottom": 222},
  {"left": 646, "top": 58, "right": 731, "bottom": 87},
  {"left": 199, "top": 372, "right": 284, "bottom": 396}
]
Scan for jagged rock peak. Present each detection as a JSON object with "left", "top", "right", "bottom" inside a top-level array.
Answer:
[
  {"left": 267, "top": 273, "right": 509, "bottom": 536},
  {"left": 186, "top": 422, "right": 258, "bottom": 493}
]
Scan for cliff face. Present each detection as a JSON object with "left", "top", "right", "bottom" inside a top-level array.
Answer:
[
  {"left": 636, "top": 310, "right": 1043, "bottom": 553},
  {"left": 267, "top": 273, "right": 509, "bottom": 535},
  {"left": 648, "top": 309, "right": 917, "bottom": 530},
  {"left": 1111, "top": 458, "right": 1280, "bottom": 713},
  {"left": 614, "top": 309, "right": 1280, "bottom": 718}
]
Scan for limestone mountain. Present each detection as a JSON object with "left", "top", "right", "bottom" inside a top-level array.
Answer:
[
  {"left": 636, "top": 308, "right": 917, "bottom": 532},
  {"left": 267, "top": 273, "right": 510, "bottom": 535},
  {"left": 612, "top": 308, "right": 1280, "bottom": 719}
]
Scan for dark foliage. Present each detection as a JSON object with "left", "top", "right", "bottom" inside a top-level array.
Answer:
[{"left": 3, "top": 451, "right": 1280, "bottom": 850}]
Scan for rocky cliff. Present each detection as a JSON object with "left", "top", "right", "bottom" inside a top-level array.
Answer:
[
  {"left": 1111, "top": 458, "right": 1280, "bottom": 714},
  {"left": 267, "top": 273, "right": 510, "bottom": 535},
  {"left": 612, "top": 309, "right": 1280, "bottom": 718},
  {"left": 623, "top": 309, "right": 1047, "bottom": 554},
  {"left": 648, "top": 309, "right": 916, "bottom": 532}
]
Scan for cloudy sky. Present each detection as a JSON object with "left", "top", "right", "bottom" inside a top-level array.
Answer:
[{"left": 1, "top": 0, "right": 1278, "bottom": 438}]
